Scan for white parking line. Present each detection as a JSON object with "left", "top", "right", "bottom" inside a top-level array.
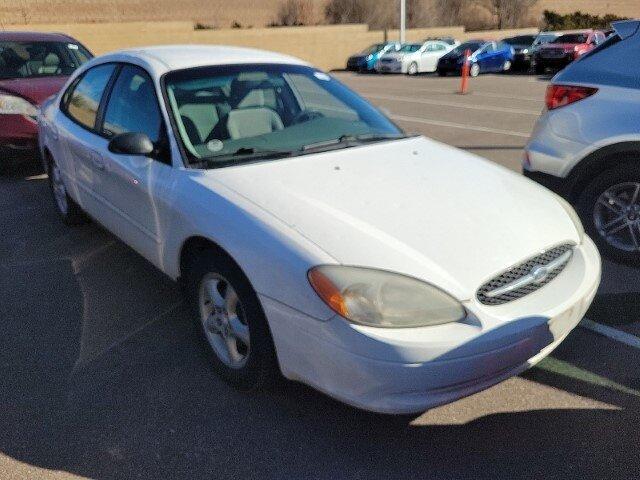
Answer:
[
  {"left": 370, "top": 85, "right": 543, "bottom": 103},
  {"left": 580, "top": 318, "right": 640, "bottom": 350},
  {"left": 363, "top": 92, "right": 541, "bottom": 116},
  {"left": 390, "top": 113, "right": 531, "bottom": 138}
]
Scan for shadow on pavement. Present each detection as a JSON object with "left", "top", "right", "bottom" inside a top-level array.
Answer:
[{"left": 1, "top": 164, "right": 640, "bottom": 479}]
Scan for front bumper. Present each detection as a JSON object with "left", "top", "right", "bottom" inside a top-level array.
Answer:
[
  {"left": 0, "top": 114, "right": 39, "bottom": 160},
  {"left": 513, "top": 53, "right": 532, "bottom": 67},
  {"left": 536, "top": 54, "right": 574, "bottom": 70},
  {"left": 262, "top": 237, "right": 601, "bottom": 414},
  {"left": 376, "top": 62, "right": 403, "bottom": 73}
]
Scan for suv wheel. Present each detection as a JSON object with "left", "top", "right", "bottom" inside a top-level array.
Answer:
[
  {"left": 577, "top": 163, "right": 640, "bottom": 266},
  {"left": 184, "top": 250, "right": 280, "bottom": 390}
]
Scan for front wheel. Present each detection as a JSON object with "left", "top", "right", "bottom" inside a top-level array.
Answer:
[
  {"left": 184, "top": 251, "right": 280, "bottom": 390},
  {"left": 469, "top": 63, "right": 480, "bottom": 77},
  {"left": 576, "top": 162, "right": 640, "bottom": 266},
  {"left": 437, "top": 68, "right": 447, "bottom": 77},
  {"left": 502, "top": 60, "right": 512, "bottom": 72},
  {"left": 407, "top": 62, "right": 419, "bottom": 75}
]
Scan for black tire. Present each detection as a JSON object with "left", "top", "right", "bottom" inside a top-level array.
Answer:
[
  {"left": 576, "top": 161, "right": 640, "bottom": 266},
  {"left": 437, "top": 68, "right": 447, "bottom": 77},
  {"left": 47, "top": 155, "right": 86, "bottom": 225},
  {"left": 184, "top": 249, "right": 280, "bottom": 391},
  {"left": 534, "top": 62, "right": 546, "bottom": 75}
]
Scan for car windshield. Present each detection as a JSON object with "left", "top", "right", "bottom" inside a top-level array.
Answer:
[
  {"left": 452, "top": 42, "right": 483, "bottom": 54},
  {"left": 164, "top": 64, "right": 404, "bottom": 167},
  {"left": 361, "top": 44, "right": 386, "bottom": 55},
  {"left": 553, "top": 34, "right": 588, "bottom": 44},
  {"left": 0, "top": 41, "right": 92, "bottom": 79},
  {"left": 504, "top": 35, "right": 535, "bottom": 45},
  {"left": 399, "top": 44, "right": 422, "bottom": 53},
  {"left": 534, "top": 34, "right": 559, "bottom": 45}
]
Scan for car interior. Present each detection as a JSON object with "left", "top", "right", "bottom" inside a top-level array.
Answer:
[
  {"left": 0, "top": 41, "right": 85, "bottom": 79},
  {"left": 167, "top": 71, "right": 362, "bottom": 161}
]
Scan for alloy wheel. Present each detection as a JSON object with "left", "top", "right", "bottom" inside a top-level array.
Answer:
[
  {"left": 198, "top": 273, "right": 251, "bottom": 369},
  {"left": 594, "top": 182, "right": 640, "bottom": 252}
]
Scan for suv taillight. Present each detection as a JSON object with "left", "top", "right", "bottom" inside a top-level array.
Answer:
[{"left": 545, "top": 84, "right": 598, "bottom": 110}]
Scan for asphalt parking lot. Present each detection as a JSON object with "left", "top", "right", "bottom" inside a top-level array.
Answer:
[{"left": 2, "top": 71, "right": 640, "bottom": 479}]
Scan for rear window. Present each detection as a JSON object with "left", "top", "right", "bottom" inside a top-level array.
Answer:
[
  {"left": 0, "top": 41, "right": 92, "bottom": 79},
  {"left": 553, "top": 34, "right": 589, "bottom": 44}
]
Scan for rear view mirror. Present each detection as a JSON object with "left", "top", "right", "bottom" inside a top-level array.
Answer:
[{"left": 108, "top": 132, "right": 154, "bottom": 156}]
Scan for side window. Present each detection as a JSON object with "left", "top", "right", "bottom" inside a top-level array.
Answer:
[
  {"left": 63, "top": 63, "right": 116, "bottom": 130},
  {"left": 102, "top": 65, "right": 162, "bottom": 143}
]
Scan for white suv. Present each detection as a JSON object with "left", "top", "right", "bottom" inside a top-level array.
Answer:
[{"left": 524, "top": 20, "right": 640, "bottom": 265}]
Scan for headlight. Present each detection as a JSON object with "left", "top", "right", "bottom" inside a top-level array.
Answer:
[
  {"left": 554, "top": 194, "right": 584, "bottom": 242},
  {"left": 366, "top": 54, "right": 373, "bottom": 61},
  {"left": 0, "top": 94, "right": 38, "bottom": 117},
  {"left": 522, "top": 48, "right": 529, "bottom": 54},
  {"left": 308, "top": 266, "right": 466, "bottom": 328}
]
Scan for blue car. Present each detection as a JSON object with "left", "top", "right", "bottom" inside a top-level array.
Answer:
[
  {"left": 436, "top": 40, "right": 515, "bottom": 77},
  {"left": 346, "top": 42, "right": 401, "bottom": 72}
]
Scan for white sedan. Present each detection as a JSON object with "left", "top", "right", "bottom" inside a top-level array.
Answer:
[
  {"left": 39, "top": 45, "right": 601, "bottom": 414},
  {"left": 375, "top": 40, "right": 454, "bottom": 75}
]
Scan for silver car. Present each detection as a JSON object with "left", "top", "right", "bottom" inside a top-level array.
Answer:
[{"left": 524, "top": 20, "right": 640, "bottom": 265}]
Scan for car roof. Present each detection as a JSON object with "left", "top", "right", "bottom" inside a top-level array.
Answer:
[
  {"left": 91, "top": 45, "right": 310, "bottom": 76},
  {"left": 0, "top": 31, "right": 76, "bottom": 42}
]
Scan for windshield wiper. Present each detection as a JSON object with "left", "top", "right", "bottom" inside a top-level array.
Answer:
[
  {"left": 301, "top": 133, "right": 408, "bottom": 153},
  {"left": 204, "top": 147, "right": 295, "bottom": 167}
]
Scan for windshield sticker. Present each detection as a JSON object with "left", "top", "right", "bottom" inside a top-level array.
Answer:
[{"left": 207, "top": 139, "right": 224, "bottom": 152}]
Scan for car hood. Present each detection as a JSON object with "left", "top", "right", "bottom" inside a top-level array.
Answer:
[
  {"left": 0, "top": 76, "right": 68, "bottom": 105},
  {"left": 380, "top": 53, "right": 405, "bottom": 61},
  {"left": 205, "top": 136, "right": 580, "bottom": 300},
  {"left": 541, "top": 43, "right": 580, "bottom": 51}
]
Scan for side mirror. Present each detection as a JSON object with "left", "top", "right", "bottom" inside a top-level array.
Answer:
[{"left": 108, "top": 132, "right": 154, "bottom": 156}]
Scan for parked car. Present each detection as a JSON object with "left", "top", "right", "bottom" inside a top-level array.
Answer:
[
  {"left": 502, "top": 34, "right": 537, "bottom": 70},
  {"left": 0, "top": 31, "right": 92, "bottom": 171},
  {"left": 529, "top": 31, "right": 563, "bottom": 72},
  {"left": 424, "top": 36, "right": 460, "bottom": 47},
  {"left": 437, "top": 40, "right": 514, "bottom": 77},
  {"left": 40, "top": 45, "right": 600, "bottom": 414},
  {"left": 524, "top": 20, "right": 640, "bottom": 265},
  {"left": 346, "top": 42, "right": 401, "bottom": 72},
  {"left": 533, "top": 30, "right": 606, "bottom": 73},
  {"left": 375, "top": 40, "right": 453, "bottom": 75}
]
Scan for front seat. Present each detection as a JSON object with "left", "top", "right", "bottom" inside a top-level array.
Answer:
[
  {"left": 225, "top": 107, "right": 284, "bottom": 140},
  {"left": 38, "top": 53, "right": 60, "bottom": 75}
]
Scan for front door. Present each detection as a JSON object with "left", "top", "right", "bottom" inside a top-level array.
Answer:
[{"left": 95, "top": 64, "right": 176, "bottom": 267}]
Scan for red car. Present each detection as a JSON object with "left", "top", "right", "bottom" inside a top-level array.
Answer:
[
  {"left": 533, "top": 30, "right": 606, "bottom": 73},
  {"left": 0, "top": 31, "right": 92, "bottom": 170}
]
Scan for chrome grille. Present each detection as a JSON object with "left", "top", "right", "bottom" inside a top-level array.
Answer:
[{"left": 477, "top": 244, "right": 574, "bottom": 306}]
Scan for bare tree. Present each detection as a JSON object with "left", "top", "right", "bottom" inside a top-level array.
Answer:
[
  {"left": 275, "top": 0, "right": 314, "bottom": 26},
  {"left": 484, "top": 0, "right": 538, "bottom": 29},
  {"left": 324, "top": 0, "right": 369, "bottom": 25},
  {"left": 433, "top": 0, "right": 467, "bottom": 26}
]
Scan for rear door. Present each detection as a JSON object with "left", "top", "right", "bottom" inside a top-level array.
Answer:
[
  {"left": 94, "top": 63, "right": 176, "bottom": 267},
  {"left": 57, "top": 63, "right": 117, "bottom": 217}
]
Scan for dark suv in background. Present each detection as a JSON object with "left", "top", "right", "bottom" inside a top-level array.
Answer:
[{"left": 534, "top": 30, "right": 606, "bottom": 73}]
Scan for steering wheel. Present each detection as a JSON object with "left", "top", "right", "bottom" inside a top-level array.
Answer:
[{"left": 292, "top": 110, "right": 324, "bottom": 124}]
